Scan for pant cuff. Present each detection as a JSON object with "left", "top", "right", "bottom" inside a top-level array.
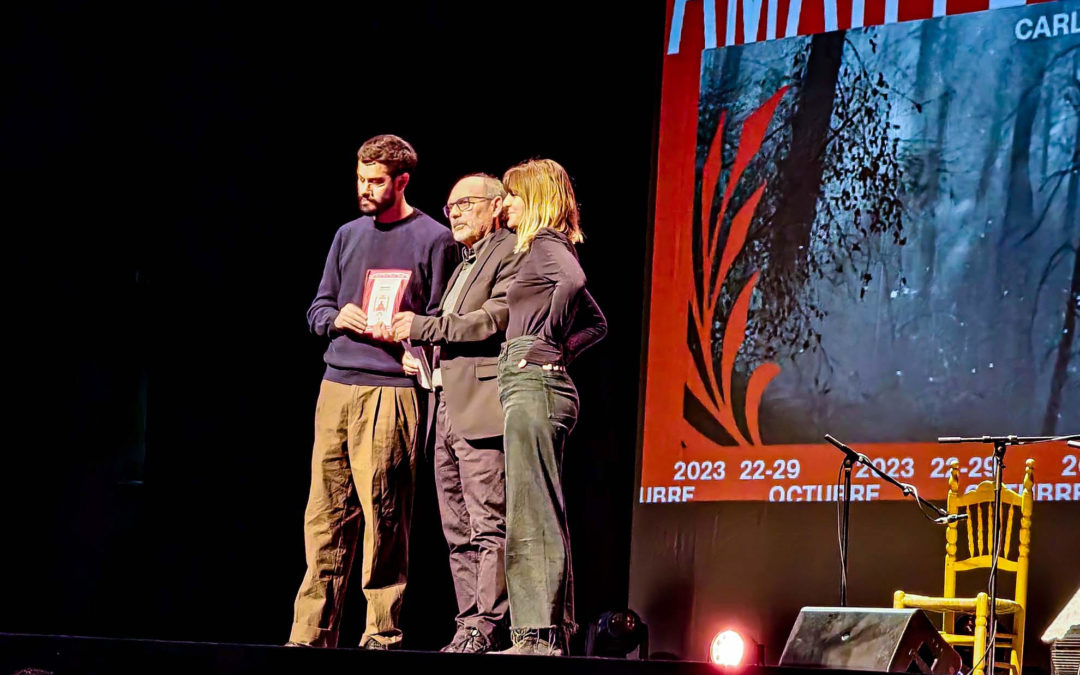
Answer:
[{"left": 289, "top": 623, "right": 338, "bottom": 647}]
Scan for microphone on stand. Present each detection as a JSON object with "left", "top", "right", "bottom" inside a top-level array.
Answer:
[
  {"left": 824, "top": 434, "right": 854, "bottom": 453},
  {"left": 824, "top": 434, "right": 864, "bottom": 462}
]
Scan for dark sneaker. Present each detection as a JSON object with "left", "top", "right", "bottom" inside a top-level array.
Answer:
[
  {"left": 440, "top": 630, "right": 470, "bottom": 653},
  {"left": 441, "top": 627, "right": 496, "bottom": 654},
  {"left": 498, "top": 627, "right": 564, "bottom": 656},
  {"left": 457, "top": 628, "right": 494, "bottom": 654}
]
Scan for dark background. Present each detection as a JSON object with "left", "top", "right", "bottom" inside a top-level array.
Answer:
[
  {"left": 2, "top": 0, "right": 663, "bottom": 651},
  {"left": 5, "top": 0, "right": 1077, "bottom": 668}
]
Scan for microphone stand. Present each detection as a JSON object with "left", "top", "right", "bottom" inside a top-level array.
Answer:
[
  {"left": 824, "top": 434, "right": 966, "bottom": 608},
  {"left": 824, "top": 433, "right": 1076, "bottom": 612},
  {"left": 829, "top": 437, "right": 859, "bottom": 607},
  {"left": 935, "top": 433, "right": 1077, "bottom": 670}
]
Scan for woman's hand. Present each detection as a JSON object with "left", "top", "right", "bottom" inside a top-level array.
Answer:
[{"left": 516, "top": 359, "right": 564, "bottom": 371}]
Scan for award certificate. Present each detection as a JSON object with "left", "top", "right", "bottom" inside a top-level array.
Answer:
[{"left": 361, "top": 269, "right": 411, "bottom": 333}]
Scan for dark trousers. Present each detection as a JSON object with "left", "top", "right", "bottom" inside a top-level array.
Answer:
[
  {"left": 434, "top": 393, "right": 509, "bottom": 641},
  {"left": 498, "top": 336, "right": 579, "bottom": 634}
]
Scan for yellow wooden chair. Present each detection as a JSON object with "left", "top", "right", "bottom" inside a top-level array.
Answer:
[{"left": 894, "top": 458, "right": 1034, "bottom": 675}]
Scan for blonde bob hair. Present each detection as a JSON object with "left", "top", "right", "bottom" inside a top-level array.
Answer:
[{"left": 502, "top": 158, "right": 583, "bottom": 253}]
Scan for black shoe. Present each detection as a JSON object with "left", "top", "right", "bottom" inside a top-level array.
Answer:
[
  {"left": 457, "top": 628, "right": 494, "bottom": 654},
  {"left": 440, "top": 630, "right": 470, "bottom": 653},
  {"left": 441, "top": 627, "right": 495, "bottom": 654}
]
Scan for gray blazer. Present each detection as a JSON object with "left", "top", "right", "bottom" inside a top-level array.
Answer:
[{"left": 410, "top": 227, "right": 522, "bottom": 439}]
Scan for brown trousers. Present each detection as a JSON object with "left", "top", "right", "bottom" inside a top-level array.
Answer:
[{"left": 290, "top": 380, "right": 419, "bottom": 647}]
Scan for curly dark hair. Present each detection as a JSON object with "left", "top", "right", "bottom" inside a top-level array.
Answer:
[{"left": 357, "top": 134, "right": 418, "bottom": 176}]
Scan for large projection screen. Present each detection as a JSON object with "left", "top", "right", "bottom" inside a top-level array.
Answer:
[{"left": 640, "top": 0, "right": 1080, "bottom": 503}]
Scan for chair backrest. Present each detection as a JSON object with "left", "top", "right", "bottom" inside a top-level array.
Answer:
[{"left": 942, "top": 458, "right": 1035, "bottom": 610}]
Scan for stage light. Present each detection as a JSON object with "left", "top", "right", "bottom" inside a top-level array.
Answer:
[
  {"left": 585, "top": 609, "right": 649, "bottom": 658},
  {"left": 710, "top": 629, "right": 747, "bottom": 666}
]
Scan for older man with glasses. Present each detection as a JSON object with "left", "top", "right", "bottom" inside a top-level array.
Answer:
[{"left": 389, "top": 173, "right": 523, "bottom": 653}]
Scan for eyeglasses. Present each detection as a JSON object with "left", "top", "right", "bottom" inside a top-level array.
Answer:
[{"left": 442, "top": 196, "right": 492, "bottom": 218}]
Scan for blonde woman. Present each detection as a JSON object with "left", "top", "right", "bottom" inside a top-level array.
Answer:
[{"left": 497, "top": 158, "right": 607, "bottom": 656}]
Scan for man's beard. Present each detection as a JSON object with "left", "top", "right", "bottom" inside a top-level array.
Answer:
[{"left": 358, "top": 189, "right": 397, "bottom": 216}]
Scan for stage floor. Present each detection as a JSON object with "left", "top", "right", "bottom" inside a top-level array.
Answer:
[{"left": 0, "top": 632, "right": 888, "bottom": 675}]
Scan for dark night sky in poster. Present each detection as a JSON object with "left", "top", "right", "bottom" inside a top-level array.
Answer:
[{"left": 692, "top": 1, "right": 1080, "bottom": 446}]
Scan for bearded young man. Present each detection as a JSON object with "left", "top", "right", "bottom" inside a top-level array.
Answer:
[{"left": 288, "top": 134, "right": 459, "bottom": 650}]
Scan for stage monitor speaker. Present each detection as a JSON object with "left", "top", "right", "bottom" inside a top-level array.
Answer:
[{"left": 779, "top": 607, "right": 962, "bottom": 675}]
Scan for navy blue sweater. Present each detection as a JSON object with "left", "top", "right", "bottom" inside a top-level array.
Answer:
[{"left": 308, "top": 210, "right": 459, "bottom": 387}]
